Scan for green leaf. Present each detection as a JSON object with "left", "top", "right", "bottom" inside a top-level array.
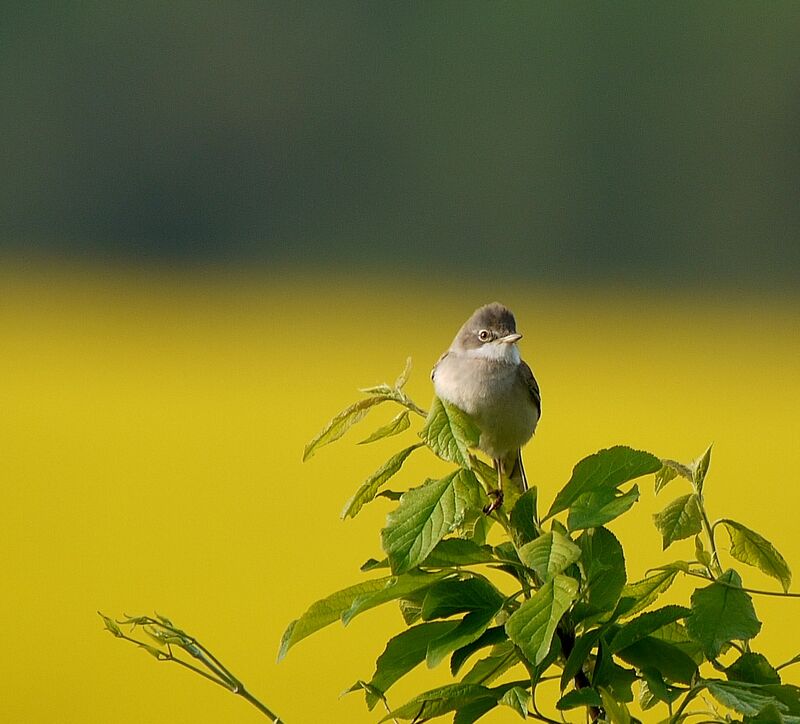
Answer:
[
  {"left": 526, "top": 635, "right": 562, "bottom": 685},
  {"left": 594, "top": 652, "right": 637, "bottom": 703},
  {"left": 303, "top": 395, "right": 391, "bottom": 461},
  {"left": 574, "top": 527, "right": 627, "bottom": 621},
  {"left": 494, "top": 541, "right": 522, "bottom": 566},
  {"left": 666, "top": 460, "right": 693, "bottom": 481},
  {"left": 651, "top": 621, "right": 705, "bottom": 664},
  {"left": 382, "top": 469, "right": 482, "bottom": 574},
  {"left": 656, "top": 458, "right": 694, "bottom": 491},
  {"left": 454, "top": 700, "right": 500, "bottom": 724},
  {"left": 422, "top": 577, "right": 504, "bottom": 621},
  {"left": 518, "top": 531, "right": 581, "bottom": 582},
  {"left": 692, "top": 444, "right": 712, "bottom": 495},
  {"left": 764, "top": 684, "right": 800, "bottom": 715},
  {"left": 469, "top": 455, "right": 497, "bottom": 487},
  {"left": 342, "top": 572, "right": 448, "bottom": 625},
  {"left": 419, "top": 396, "right": 480, "bottom": 467},
  {"left": 744, "top": 703, "right": 789, "bottom": 723},
  {"left": 499, "top": 686, "right": 529, "bottom": 718},
  {"left": 567, "top": 484, "right": 640, "bottom": 531},
  {"left": 453, "top": 698, "right": 499, "bottom": 724},
  {"left": 346, "top": 680, "right": 390, "bottom": 708},
  {"left": 450, "top": 626, "right": 507, "bottom": 676},
  {"left": 279, "top": 577, "right": 394, "bottom": 659},
  {"left": 464, "top": 508, "right": 494, "bottom": 546},
  {"left": 360, "top": 557, "right": 389, "bottom": 571},
  {"left": 342, "top": 443, "right": 423, "bottom": 519},
  {"left": 654, "top": 466, "right": 677, "bottom": 493},
  {"left": 364, "top": 621, "right": 458, "bottom": 709},
  {"left": 719, "top": 519, "right": 792, "bottom": 593},
  {"left": 460, "top": 642, "right": 519, "bottom": 684},
  {"left": 727, "top": 653, "right": 782, "bottom": 685},
  {"left": 706, "top": 680, "right": 786, "bottom": 717},
  {"left": 547, "top": 446, "right": 661, "bottom": 518},
  {"left": 638, "top": 680, "right": 659, "bottom": 712},
  {"left": 358, "top": 410, "right": 411, "bottom": 445},
  {"left": 421, "top": 580, "right": 505, "bottom": 667},
  {"left": 599, "top": 687, "right": 632, "bottom": 724},
  {"left": 640, "top": 667, "right": 683, "bottom": 705},
  {"left": 505, "top": 574, "right": 578, "bottom": 665},
  {"left": 99, "top": 612, "right": 123, "bottom": 638},
  {"left": 686, "top": 569, "right": 762, "bottom": 658},
  {"left": 137, "top": 641, "right": 165, "bottom": 659},
  {"left": 653, "top": 493, "right": 703, "bottom": 550},
  {"left": 556, "top": 688, "right": 602, "bottom": 710},
  {"left": 614, "top": 635, "right": 699, "bottom": 684},
  {"left": 616, "top": 568, "right": 679, "bottom": 619},
  {"left": 509, "top": 487, "right": 539, "bottom": 546},
  {"left": 609, "top": 605, "right": 691, "bottom": 653},
  {"left": 381, "top": 683, "right": 492, "bottom": 721},
  {"left": 695, "top": 534, "right": 712, "bottom": 568},
  {"left": 398, "top": 589, "right": 427, "bottom": 626},
  {"left": 423, "top": 538, "right": 495, "bottom": 568}
]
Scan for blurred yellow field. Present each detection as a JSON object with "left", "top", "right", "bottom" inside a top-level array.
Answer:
[{"left": 2, "top": 266, "right": 799, "bottom": 723}]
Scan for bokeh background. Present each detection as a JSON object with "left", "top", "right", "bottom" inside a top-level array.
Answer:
[{"left": 2, "top": 4, "right": 799, "bottom": 722}]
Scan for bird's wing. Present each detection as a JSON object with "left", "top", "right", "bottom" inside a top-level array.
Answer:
[
  {"left": 519, "top": 360, "right": 542, "bottom": 416},
  {"left": 431, "top": 350, "right": 449, "bottom": 381}
]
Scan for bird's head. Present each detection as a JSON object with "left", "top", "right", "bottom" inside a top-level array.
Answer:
[{"left": 451, "top": 302, "right": 522, "bottom": 362}]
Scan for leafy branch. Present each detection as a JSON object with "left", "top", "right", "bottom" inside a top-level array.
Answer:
[
  {"left": 99, "top": 613, "right": 284, "bottom": 722},
  {"left": 101, "top": 360, "right": 800, "bottom": 723}
]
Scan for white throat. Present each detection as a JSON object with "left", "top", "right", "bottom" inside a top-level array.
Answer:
[{"left": 463, "top": 342, "right": 521, "bottom": 365}]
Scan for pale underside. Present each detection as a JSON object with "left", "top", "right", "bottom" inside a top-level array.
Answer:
[{"left": 433, "top": 343, "right": 539, "bottom": 463}]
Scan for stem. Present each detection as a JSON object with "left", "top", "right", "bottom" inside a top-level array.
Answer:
[
  {"left": 502, "top": 588, "right": 528, "bottom": 612},
  {"left": 777, "top": 655, "right": 800, "bottom": 671},
  {"left": 395, "top": 391, "right": 427, "bottom": 418},
  {"left": 107, "top": 616, "right": 284, "bottom": 722},
  {"left": 492, "top": 506, "right": 513, "bottom": 536},
  {"left": 698, "top": 506, "right": 722, "bottom": 577},
  {"left": 142, "top": 618, "right": 240, "bottom": 689},
  {"left": 237, "top": 687, "right": 284, "bottom": 723},
  {"left": 684, "top": 570, "right": 800, "bottom": 598},
  {"left": 528, "top": 681, "right": 561, "bottom": 724},
  {"left": 669, "top": 685, "right": 704, "bottom": 724},
  {"left": 377, "top": 696, "right": 401, "bottom": 724},
  {"left": 556, "top": 627, "right": 603, "bottom": 722},
  {"left": 167, "top": 651, "right": 238, "bottom": 691}
]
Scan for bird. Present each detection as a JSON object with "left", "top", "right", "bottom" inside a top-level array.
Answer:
[{"left": 432, "top": 302, "right": 541, "bottom": 512}]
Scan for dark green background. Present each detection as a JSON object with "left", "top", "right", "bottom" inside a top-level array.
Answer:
[{"left": 4, "top": 3, "right": 799, "bottom": 285}]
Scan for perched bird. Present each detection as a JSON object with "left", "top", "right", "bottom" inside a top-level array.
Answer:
[{"left": 432, "top": 302, "right": 541, "bottom": 511}]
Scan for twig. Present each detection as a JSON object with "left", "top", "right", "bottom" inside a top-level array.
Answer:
[
  {"left": 683, "top": 570, "right": 800, "bottom": 598},
  {"left": 100, "top": 613, "right": 284, "bottom": 722}
]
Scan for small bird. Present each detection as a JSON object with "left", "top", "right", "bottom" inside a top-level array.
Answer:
[{"left": 432, "top": 302, "right": 541, "bottom": 512}]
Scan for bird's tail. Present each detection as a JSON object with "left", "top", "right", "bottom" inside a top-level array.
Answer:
[{"left": 505, "top": 449, "right": 528, "bottom": 493}]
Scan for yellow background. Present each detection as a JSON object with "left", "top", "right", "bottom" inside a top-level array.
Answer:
[{"left": 2, "top": 266, "right": 799, "bottom": 722}]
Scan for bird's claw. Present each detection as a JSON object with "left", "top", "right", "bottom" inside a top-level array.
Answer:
[{"left": 483, "top": 489, "right": 504, "bottom": 514}]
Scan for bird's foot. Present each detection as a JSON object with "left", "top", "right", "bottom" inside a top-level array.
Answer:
[{"left": 483, "top": 489, "right": 504, "bottom": 514}]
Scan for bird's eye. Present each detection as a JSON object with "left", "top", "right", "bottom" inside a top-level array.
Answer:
[{"left": 477, "top": 329, "right": 491, "bottom": 342}]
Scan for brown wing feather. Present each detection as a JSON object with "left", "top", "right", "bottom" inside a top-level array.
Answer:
[{"left": 519, "top": 360, "right": 541, "bottom": 416}]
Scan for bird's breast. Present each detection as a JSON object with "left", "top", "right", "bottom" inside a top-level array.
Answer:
[{"left": 433, "top": 355, "right": 538, "bottom": 459}]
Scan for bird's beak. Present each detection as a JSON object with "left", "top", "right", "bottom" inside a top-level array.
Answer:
[{"left": 498, "top": 333, "right": 522, "bottom": 344}]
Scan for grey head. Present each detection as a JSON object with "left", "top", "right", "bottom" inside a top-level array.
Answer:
[{"left": 450, "top": 302, "right": 522, "bottom": 353}]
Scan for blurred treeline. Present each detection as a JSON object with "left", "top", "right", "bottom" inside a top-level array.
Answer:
[{"left": 3, "top": 3, "right": 800, "bottom": 285}]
